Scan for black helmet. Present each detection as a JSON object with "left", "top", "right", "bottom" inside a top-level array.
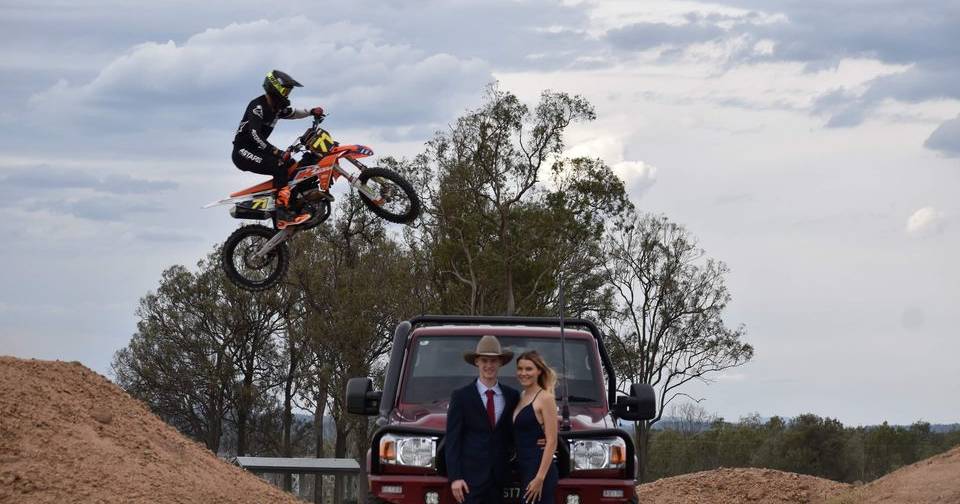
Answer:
[{"left": 262, "top": 69, "right": 302, "bottom": 108}]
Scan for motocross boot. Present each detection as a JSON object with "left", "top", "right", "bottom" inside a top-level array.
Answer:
[{"left": 275, "top": 186, "right": 311, "bottom": 230}]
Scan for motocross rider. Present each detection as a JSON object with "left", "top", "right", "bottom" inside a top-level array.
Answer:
[{"left": 233, "top": 69, "right": 324, "bottom": 229}]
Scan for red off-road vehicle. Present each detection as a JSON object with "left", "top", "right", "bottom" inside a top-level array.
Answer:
[{"left": 346, "top": 315, "right": 656, "bottom": 504}]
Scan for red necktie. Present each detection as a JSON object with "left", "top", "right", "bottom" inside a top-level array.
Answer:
[{"left": 485, "top": 389, "right": 496, "bottom": 428}]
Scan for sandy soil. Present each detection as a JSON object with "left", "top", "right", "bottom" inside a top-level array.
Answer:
[
  {"left": 834, "top": 445, "right": 960, "bottom": 504},
  {"left": 634, "top": 445, "right": 960, "bottom": 504},
  {"left": 0, "top": 356, "right": 301, "bottom": 504},
  {"left": 635, "top": 467, "right": 852, "bottom": 504}
]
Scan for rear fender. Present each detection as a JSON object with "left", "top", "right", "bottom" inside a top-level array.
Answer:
[{"left": 203, "top": 190, "right": 273, "bottom": 209}]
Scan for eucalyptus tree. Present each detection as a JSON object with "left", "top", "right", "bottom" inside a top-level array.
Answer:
[
  {"left": 602, "top": 213, "right": 753, "bottom": 480},
  {"left": 420, "top": 84, "right": 629, "bottom": 316},
  {"left": 112, "top": 251, "right": 284, "bottom": 454}
]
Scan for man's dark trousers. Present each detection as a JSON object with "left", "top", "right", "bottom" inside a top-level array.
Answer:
[{"left": 444, "top": 379, "right": 520, "bottom": 504}]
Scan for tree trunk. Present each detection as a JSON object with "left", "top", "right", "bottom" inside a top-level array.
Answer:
[
  {"left": 505, "top": 267, "right": 516, "bottom": 315},
  {"left": 205, "top": 415, "right": 222, "bottom": 453},
  {"left": 205, "top": 383, "right": 225, "bottom": 453},
  {"left": 635, "top": 420, "right": 651, "bottom": 483},
  {"left": 502, "top": 214, "right": 516, "bottom": 316},
  {"left": 314, "top": 388, "right": 327, "bottom": 504},
  {"left": 282, "top": 375, "right": 294, "bottom": 491},
  {"left": 334, "top": 423, "right": 349, "bottom": 504},
  {"left": 353, "top": 418, "right": 370, "bottom": 503},
  {"left": 237, "top": 361, "right": 254, "bottom": 456}
]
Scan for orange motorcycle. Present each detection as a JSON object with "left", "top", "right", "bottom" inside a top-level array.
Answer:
[{"left": 205, "top": 115, "right": 420, "bottom": 290}]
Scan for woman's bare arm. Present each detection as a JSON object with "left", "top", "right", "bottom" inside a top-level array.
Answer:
[{"left": 535, "top": 392, "right": 559, "bottom": 480}]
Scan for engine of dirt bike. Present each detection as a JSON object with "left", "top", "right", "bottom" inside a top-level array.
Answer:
[
  {"left": 229, "top": 166, "right": 331, "bottom": 231},
  {"left": 288, "top": 175, "right": 331, "bottom": 230}
]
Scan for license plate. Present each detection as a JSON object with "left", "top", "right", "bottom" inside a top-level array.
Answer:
[{"left": 503, "top": 487, "right": 521, "bottom": 499}]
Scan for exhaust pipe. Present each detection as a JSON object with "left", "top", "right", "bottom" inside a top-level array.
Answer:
[{"left": 230, "top": 205, "right": 269, "bottom": 220}]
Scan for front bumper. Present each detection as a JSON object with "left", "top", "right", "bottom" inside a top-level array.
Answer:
[{"left": 369, "top": 474, "right": 636, "bottom": 504}]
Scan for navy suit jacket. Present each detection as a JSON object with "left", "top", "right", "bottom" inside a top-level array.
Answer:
[{"left": 444, "top": 379, "right": 520, "bottom": 488}]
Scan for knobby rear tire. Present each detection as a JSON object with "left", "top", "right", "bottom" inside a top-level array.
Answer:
[
  {"left": 357, "top": 167, "right": 421, "bottom": 224},
  {"left": 221, "top": 224, "right": 289, "bottom": 291}
]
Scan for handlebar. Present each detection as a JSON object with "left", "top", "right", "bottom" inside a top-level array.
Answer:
[{"left": 288, "top": 113, "right": 333, "bottom": 155}]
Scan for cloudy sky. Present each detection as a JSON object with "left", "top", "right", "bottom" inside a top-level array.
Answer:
[{"left": 1, "top": 0, "right": 957, "bottom": 426}]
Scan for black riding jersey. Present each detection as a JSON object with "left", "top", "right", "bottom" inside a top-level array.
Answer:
[{"left": 232, "top": 95, "right": 310, "bottom": 157}]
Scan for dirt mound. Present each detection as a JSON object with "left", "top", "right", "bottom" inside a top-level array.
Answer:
[
  {"left": 635, "top": 467, "right": 851, "bottom": 504},
  {"left": 0, "top": 356, "right": 301, "bottom": 504},
  {"left": 848, "top": 445, "right": 960, "bottom": 504}
]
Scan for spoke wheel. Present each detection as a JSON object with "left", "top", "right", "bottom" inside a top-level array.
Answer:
[
  {"left": 221, "top": 224, "right": 289, "bottom": 291},
  {"left": 357, "top": 167, "right": 421, "bottom": 224}
]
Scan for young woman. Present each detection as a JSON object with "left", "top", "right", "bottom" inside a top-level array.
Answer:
[{"left": 512, "top": 351, "right": 559, "bottom": 504}]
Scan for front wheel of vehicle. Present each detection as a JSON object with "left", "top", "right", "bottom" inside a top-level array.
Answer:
[
  {"left": 357, "top": 167, "right": 421, "bottom": 224},
  {"left": 221, "top": 224, "right": 289, "bottom": 291}
]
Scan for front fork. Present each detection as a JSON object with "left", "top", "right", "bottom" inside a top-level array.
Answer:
[
  {"left": 252, "top": 227, "right": 294, "bottom": 259},
  {"left": 338, "top": 157, "right": 381, "bottom": 200}
]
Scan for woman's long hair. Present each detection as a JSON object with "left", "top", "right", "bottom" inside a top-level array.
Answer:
[{"left": 516, "top": 350, "right": 558, "bottom": 393}]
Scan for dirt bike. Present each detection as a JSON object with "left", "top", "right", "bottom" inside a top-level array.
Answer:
[{"left": 205, "top": 115, "right": 420, "bottom": 291}]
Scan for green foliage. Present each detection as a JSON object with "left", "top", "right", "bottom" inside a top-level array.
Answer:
[
  {"left": 112, "top": 254, "right": 285, "bottom": 452},
  {"left": 646, "top": 412, "right": 960, "bottom": 484},
  {"left": 418, "top": 83, "right": 626, "bottom": 316}
]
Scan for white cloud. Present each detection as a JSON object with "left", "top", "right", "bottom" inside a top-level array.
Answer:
[
  {"left": 563, "top": 136, "right": 658, "bottom": 195},
  {"left": 25, "top": 17, "right": 492, "bottom": 134},
  {"left": 906, "top": 206, "right": 945, "bottom": 236}
]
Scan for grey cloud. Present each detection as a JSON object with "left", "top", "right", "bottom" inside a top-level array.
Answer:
[
  {"left": 18, "top": 16, "right": 497, "bottom": 142},
  {"left": 136, "top": 229, "right": 202, "bottom": 243},
  {"left": 2, "top": 166, "right": 101, "bottom": 190},
  {"left": 1, "top": 1, "right": 604, "bottom": 161},
  {"left": 100, "top": 174, "right": 178, "bottom": 194},
  {"left": 606, "top": 1, "right": 958, "bottom": 68},
  {"left": 714, "top": 0, "right": 959, "bottom": 65},
  {"left": 604, "top": 1, "right": 959, "bottom": 130},
  {"left": 366, "top": 0, "right": 595, "bottom": 71},
  {"left": 823, "top": 109, "right": 867, "bottom": 129},
  {"left": 0, "top": 166, "right": 177, "bottom": 194},
  {"left": 924, "top": 114, "right": 960, "bottom": 157},
  {"left": 607, "top": 21, "right": 725, "bottom": 51},
  {"left": 818, "top": 63, "right": 960, "bottom": 128},
  {"left": 52, "top": 197, "right": 160, "bottom": 222}
]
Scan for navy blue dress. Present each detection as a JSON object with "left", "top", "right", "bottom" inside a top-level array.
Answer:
[{"left": 512, "top": 392, "right": 558, "bottom": 504}]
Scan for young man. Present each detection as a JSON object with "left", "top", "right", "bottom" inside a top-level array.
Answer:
[
  {"left": 232, "top": 69, "right": 324, "bottom": 229},
  {"left": 444, "top": 336, "right": 520, "bottom": 504}
]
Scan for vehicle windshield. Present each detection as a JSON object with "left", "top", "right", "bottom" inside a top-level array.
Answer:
[{"left": 400, "top": 335, "right": 604, "bottom": 405}]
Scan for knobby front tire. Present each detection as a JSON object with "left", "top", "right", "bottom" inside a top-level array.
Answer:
[
  {"left": 357, "top": 167, "right": 421, "bottom": 224},
  {"left": 221, "top": 224, "right": 289, "bottom": 291}
]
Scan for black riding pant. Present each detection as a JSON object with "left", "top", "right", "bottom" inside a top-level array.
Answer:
[{"left": 232, "top": 146, "right": 288, "bottom": 189}]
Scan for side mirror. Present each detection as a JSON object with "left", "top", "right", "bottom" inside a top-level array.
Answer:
[
  {"left": 614, "top": 383, "right": 656, "bottom": 421},
  {"left": 346, "top": 377, "right": 382, "bottom": 416}
]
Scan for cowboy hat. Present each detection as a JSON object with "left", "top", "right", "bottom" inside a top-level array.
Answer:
[{"left": 463, "top": 335, "right": 514, "bottom": 366}]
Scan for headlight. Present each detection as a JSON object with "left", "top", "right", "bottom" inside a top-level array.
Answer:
[
  {"left": 570, "top": 437, "right": 626, "bottom": 471},
  {"left": 379, "top": 434, "right": 437, "bottom": 467}
]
